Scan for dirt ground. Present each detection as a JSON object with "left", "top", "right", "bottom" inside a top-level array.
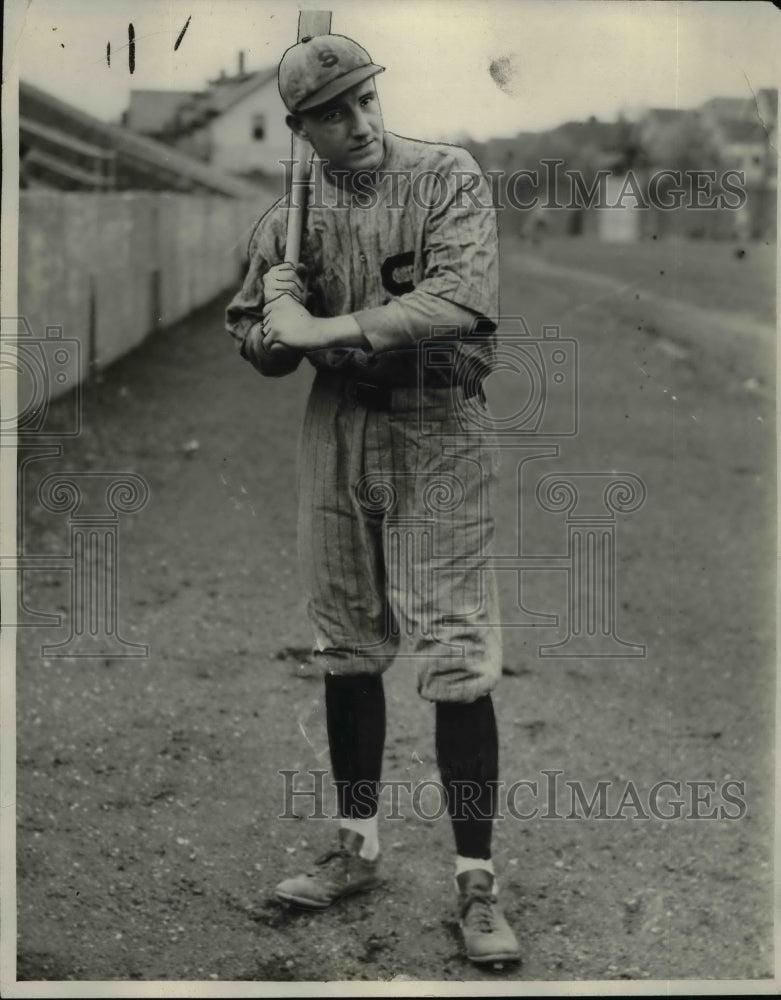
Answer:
[{"left": 13, "top": 233, "right": 776, "bottom": 987}]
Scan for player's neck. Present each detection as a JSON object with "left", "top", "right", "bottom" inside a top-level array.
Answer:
[{"left": 318, "top": 135, "right": 388, "bottom": 190}]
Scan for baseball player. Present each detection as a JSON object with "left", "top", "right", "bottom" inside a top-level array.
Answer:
[{"left": 226, "top": 33, "right": 520, "bottom": 966}]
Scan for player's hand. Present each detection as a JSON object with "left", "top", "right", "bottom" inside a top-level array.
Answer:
[
  {"left": 262, "top": 294, "right": 320, "bottom": 351},
  {"left": 262, "top": 262, "right": 306, "bottom": 304},
  {"left": 243, "top": 321, "right": 301, "bottom": 374}
]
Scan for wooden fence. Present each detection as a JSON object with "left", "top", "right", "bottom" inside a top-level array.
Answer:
[{"left": 17, "top": 191, "right": 269, "bottom": 400}]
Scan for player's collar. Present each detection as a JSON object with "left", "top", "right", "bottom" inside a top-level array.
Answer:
[{"left": 314, "top": 134, "right": 389, "bottom": 192}]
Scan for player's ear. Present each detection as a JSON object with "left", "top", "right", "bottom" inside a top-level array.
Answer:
[{"left": 286, "top": 114, "right": 309, "bottom": 140}]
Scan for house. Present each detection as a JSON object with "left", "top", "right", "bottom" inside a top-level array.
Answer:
[
  {"left": 634, "top": 92, "right": 777, "bottom": 239},
  {"left": 123, "top": 90, "right": 198, "bottom": 140},
  {"left": 699, "top": 88, "right": 777, "bottom": 238},
  {"left": 756, "top": 88, "right": 778, "bottom": 134},
  {"left": 637, "top": 108, "right": 692, "bottom": 146},
  {"left": 699, "top": 92, "right": 776, "bottom": 187},
  {"left": 548, "top": 116, "right": 640, "bottom": 171},
  {"left": 20, "top": 80, "right": 263, "bottom": 197},
  {"left": 699, "top": 96, "right": 755, "bottom": 124},
  {"left": 125, "top": 52, "right": 291, "bottom": 186},
  {"left": 713, "top": 118, "right": 769, "bottom": 186},
  {"left": 757, "top": 87, "right": 778, "bottom": 192}
]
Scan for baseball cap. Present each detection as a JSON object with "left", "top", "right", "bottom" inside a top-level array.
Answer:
[{"left": 278, "top": 34, "right": 385, "bottom": 113}]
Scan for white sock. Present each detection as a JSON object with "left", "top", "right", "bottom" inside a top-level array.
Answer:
[
  {"left": 340, "top": 816, "right": 380, "bottom": 860},
  {"left": 455, "top": 856, "right": 497, "bottom": 892}
]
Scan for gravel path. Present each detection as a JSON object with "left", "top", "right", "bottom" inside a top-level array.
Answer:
[{"left": 13, "top": 234, "right": 775, "bottom": 987}]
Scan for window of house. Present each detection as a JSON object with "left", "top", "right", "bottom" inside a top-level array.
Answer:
[{"left": 252, "top": 114, "right": 266, "bottom": 141}]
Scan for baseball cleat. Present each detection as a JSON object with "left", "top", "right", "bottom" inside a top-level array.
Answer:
[
  {"left": 273, "top": 828, "right": 381, "bottom": 909},
  {"left": 457, "top": 869, "right": 521, "bottom": 965}
]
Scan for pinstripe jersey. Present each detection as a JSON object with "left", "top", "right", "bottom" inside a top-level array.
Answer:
[{"left": 226, "top": 131, "right": 499, "bottom": 387}]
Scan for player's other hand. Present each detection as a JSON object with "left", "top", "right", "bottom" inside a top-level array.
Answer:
[
  {"left": 243, "top": 321, "right": 301, "bottom": 376},
  {"left": 262, "top": 262, "right": 306, "bottom": 304}
]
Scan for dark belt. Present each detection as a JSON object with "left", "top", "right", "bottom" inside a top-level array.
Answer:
[{"left": 344, "top": 379, "right": 483, "bottom": 412}]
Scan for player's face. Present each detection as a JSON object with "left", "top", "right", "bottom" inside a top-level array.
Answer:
[{"left": 291, "top": 81, "right": 385, "bottom": 173}]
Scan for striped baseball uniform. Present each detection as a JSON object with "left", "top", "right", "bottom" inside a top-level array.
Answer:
[{"left": 227, "top": 131, "right": 502, "bottom": 702}]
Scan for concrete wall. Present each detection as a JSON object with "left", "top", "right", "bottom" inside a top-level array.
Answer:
[{"left": 18, "top": 191, "right": 271, "bottom": 401}]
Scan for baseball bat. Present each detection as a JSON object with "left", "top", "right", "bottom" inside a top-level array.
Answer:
[{"left": 285, "top": 9, "right": 332, "bottom": 266}]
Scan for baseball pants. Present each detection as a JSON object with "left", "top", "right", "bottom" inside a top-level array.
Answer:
[{"left": 297, "top": 369, "right": 503, "bottom": 703}]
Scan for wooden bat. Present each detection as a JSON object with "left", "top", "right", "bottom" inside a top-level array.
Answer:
[{"left": 285, "top": 9, "right": 332, "bottom": 266}]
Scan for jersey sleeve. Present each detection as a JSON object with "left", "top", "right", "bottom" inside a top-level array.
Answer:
[
  {"left": 225, "top": 201, "right": 304, "bottom": 378},
  {"left": 354, "top": 148, "right": 499, "bottom": 354}
]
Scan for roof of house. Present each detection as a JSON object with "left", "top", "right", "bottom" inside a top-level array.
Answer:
[
  {"left": 20, "top": 80, "right": 261, "bottom": 197},
  {"left": 549, "top": 118, "right": 629, "bottom": 149},
  {"left": 720, "top": 118, "right": 768, "bottom": 144},
  {"left": 127, "top": 66, "right": 279, "bottom": 138},
  {"left": 205, "top": 66, "right": 278, "bottom": 116},
  {"left": 643, "top": 108, "right": 692, "bottom": 123},
  {"left": 125, "top": 90, "right": 198, "bottom": 134},
  {"left": 700, "top": 96, "right": 754, "bottom": 120}
]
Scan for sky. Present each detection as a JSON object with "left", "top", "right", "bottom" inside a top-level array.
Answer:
[{"left": 7, "top": 0, "right": 780, "bottom": 141}]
